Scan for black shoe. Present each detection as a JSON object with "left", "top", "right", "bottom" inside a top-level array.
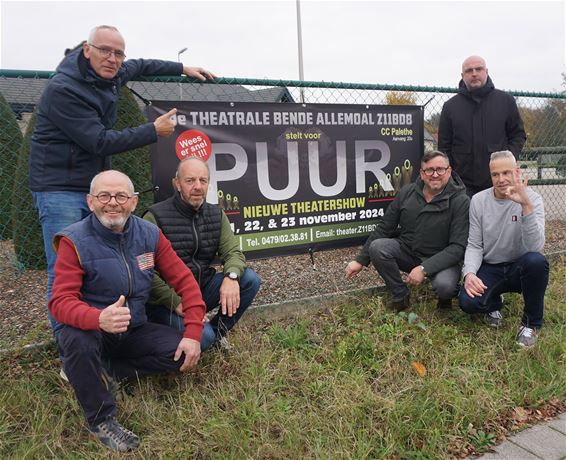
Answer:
[
  {"left": 90, "top": 418, "right": 140, "bottom": 452},
  {"left": 437, "top": 298, "right": 453, "bottom": 309},
  {"left": 388, "top": 294, "right": 410, "bottom": 311}
]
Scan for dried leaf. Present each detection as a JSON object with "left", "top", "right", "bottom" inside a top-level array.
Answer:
[
  {"left": 512, "top": 407, "right": 530, "bottom": 423},
  {"left": 411, "top": 360, "right": 427, "bottom": 377}
]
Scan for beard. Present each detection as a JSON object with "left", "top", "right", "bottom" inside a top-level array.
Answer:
[{"left": 98, "top": 213, "right": 129, "bottom": 232}]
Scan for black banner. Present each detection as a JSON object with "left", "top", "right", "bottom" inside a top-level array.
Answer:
[{"left": 147, "top": 102, "right": 423, "bottom": 259}]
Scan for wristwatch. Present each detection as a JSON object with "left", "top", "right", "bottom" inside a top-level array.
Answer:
[{"left": 225, "top": 272, "right": 239, "bottom": 283}]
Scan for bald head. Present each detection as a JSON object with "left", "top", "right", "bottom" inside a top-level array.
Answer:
[
  {"left": 461, "top": 55, "right": 488, "bottom": 90},
  {"left": 90, "top": 170, "right": 134, "bottom": 195}
]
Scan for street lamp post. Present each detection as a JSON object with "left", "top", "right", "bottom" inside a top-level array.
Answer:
[
  {"left": 177, "top": 47, "right": 188, "bottom": 100},
  {"left": 296, "top": 0, "right": 305, "bottom": 103}
]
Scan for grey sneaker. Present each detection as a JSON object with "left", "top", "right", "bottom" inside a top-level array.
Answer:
[
  {"left": 485, "top": 310, "right": 503, "bottom": 328},
  {"left": 90, "top": 418, "right": 140, "bottom": 452},
  {"left": 516, "top": 326, "right": 537, "bottom": 348}
]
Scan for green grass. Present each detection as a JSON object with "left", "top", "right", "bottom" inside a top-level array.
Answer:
[{"left": 1, "top": 257, "right": 564, "bottom": 459}]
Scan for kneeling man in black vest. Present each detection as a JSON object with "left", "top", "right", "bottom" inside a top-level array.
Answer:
[{"left": 144, "top": 157, "right": 261, "bottom": 350}]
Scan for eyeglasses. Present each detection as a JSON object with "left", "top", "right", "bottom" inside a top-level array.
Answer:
[
  {"left": 89, "top": 44, "right": 126, "bottom": 60},
  {"left": 421, "top": 167, "right": 450, "bottom": 176},
  {"left": 91, "top": 192, "right": 136, "bottom": 205}
]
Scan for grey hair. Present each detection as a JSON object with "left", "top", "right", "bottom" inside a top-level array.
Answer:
[
  {"left": 490, "top": 150, "right": 516, "bottom": 165},
  {"left": 176, "top": 157, "right": 210, "bottom": 178},
  {"left": 90, "top": 170, "right": 135, "bottom": 195},
  {"left": 88, "top": 25, "right": 120, "bottom": 44}
]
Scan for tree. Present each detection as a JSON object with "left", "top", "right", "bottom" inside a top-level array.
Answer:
[
  {"left": 12, "top": 112, "right": 46, "bottom": 269},
  {"left": 111, "top": 87, "right": 154, "bottom": 216},
  {"left": 0, "top": 93, "right": 23, "bottom": 240},
  {"left": 385, "top": 91, "right": 417, "bottom": 106},
  {"left": 520, "top": 99, "right": 566, "bottom": 149}
]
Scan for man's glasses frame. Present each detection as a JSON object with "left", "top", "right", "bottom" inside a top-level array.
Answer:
[
  {"left": 90, "top": 192, "right": 137, "bottom": 205},
  {"left": 421, "top": 167, "right": 450, "bottom": 177},
  {"left": 89, "top": 43, "right": 126, "bottom": 60}
]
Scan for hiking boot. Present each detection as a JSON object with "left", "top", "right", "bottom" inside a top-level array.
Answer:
[
  {"left": 388, "top": 294, "right": 410, "bottom": 311},
  {"left": 485, "top": 310, "right": 503, "bottom": 328},
  {"left": 90, "top": 418, "right": 140, "bottom": 452},
  {"left": 437, "top": 298, "right": 452, "bottom": 309},
  {"left": 516, "top": 326, "right": 538, "bottom": 348}
]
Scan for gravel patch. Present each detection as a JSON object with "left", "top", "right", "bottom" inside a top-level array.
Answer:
[{"left": 1, "top": 220, "right": 564, "bottom": 349}]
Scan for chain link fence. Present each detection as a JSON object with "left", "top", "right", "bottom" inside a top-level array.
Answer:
[{"left": 1, "top": 72, "right": 564, "bottom": 277}]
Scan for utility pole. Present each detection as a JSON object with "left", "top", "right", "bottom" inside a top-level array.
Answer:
[
  {"left": 296, "top": 0, "right": 305, "bottom": 103},
  {"left": 177, "top": 47, "right": 188, "bottom": 100}
]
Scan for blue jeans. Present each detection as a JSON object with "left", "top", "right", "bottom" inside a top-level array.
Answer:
[
  {"left": 147, "top": 268, "right": 261, "bottom": 350},
  {"left": 32, "top": 191, "right": 91, "bottom": 337},
  {"left": 458, "top": 252, "right": 549, "bottom": 328}
]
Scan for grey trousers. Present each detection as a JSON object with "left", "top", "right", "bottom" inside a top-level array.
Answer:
[{"left": 368, "top": 238, "right": 461, "bottom": 301}]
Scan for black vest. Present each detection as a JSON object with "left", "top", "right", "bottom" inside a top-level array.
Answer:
[{"left": 149, "top": 193, "right": 222, "bottom": 288}]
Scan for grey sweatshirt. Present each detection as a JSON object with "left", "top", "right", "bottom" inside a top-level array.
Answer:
[{"left": 462, "top": 187, "right": 545, "bottom": 276}]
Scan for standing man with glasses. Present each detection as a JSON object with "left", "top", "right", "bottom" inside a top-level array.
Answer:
[
  {"left": 29, "top": 25, "right": 215, "bottom": 360},
  {"left": 346, "top": 151, "right": 470, "bottom": 310},
  {"left": 438, "top": 55, "right": 526, "bottom": 196}
]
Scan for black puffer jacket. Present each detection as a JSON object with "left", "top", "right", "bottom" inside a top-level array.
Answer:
[{"left": 438, "top": 77, "right": 526, "bottom": 191}]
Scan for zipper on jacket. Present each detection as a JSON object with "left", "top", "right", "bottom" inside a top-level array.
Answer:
[
  {"left": 119, "top": 237, "right": 134, "bottom": 300},
  {"left": 191, "top": 213, "right": 202, "bottom": 286}
]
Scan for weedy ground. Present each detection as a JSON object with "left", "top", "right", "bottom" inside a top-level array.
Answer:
[{"left": 1, "top": 256, "right": 564, "bottom": 459}]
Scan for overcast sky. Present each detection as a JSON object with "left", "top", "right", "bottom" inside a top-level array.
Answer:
[{"left": 1, "top": 0, "right": 564, "bottom": 93}]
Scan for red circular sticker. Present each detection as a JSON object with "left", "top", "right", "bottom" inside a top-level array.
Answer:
[{"left": 175, "top": 130, "right": 212, "bottom": 161}]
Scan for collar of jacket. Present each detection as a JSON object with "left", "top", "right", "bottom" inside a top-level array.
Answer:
[
  {"left": 172, "top": 191, "right": 203, "bottom": 218},
  {"left": 457, "top": 75, "right": 495, "bottom": 101}
]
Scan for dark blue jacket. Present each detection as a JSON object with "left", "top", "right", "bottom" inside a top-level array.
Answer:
[
  {"left": 29, "top": 48, "right": 182, "bottom": 192},
  {"left": 55, "top": 213, "right": 160, "bottom": 327}
]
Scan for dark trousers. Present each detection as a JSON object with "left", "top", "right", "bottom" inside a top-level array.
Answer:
[
  {"left": 458, "top": 252, "right": 549, "bottom": 328},
  {"left": 368, "top": 238, "right": 461, "bottom": 301},
  {"left": 147, "top": 268, "right": 261, "bottom": 340},
  {"left": 59, "top": 322, "right": 184, "bottom": 428}
]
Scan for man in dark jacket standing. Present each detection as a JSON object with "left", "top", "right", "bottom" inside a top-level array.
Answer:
[
  {"left": 30, "top": 25, "right": 214, "bottom": 343},
  {"left": 438, "top": 55, "right": 526, "bottom": 196},
  {"left": 345, "top": 151, "right": 470, "bottom": 310}
]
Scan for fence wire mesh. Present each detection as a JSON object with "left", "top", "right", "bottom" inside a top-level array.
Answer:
[{"left": 0, "top": 72, "right": 564, "bottom": 278}]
